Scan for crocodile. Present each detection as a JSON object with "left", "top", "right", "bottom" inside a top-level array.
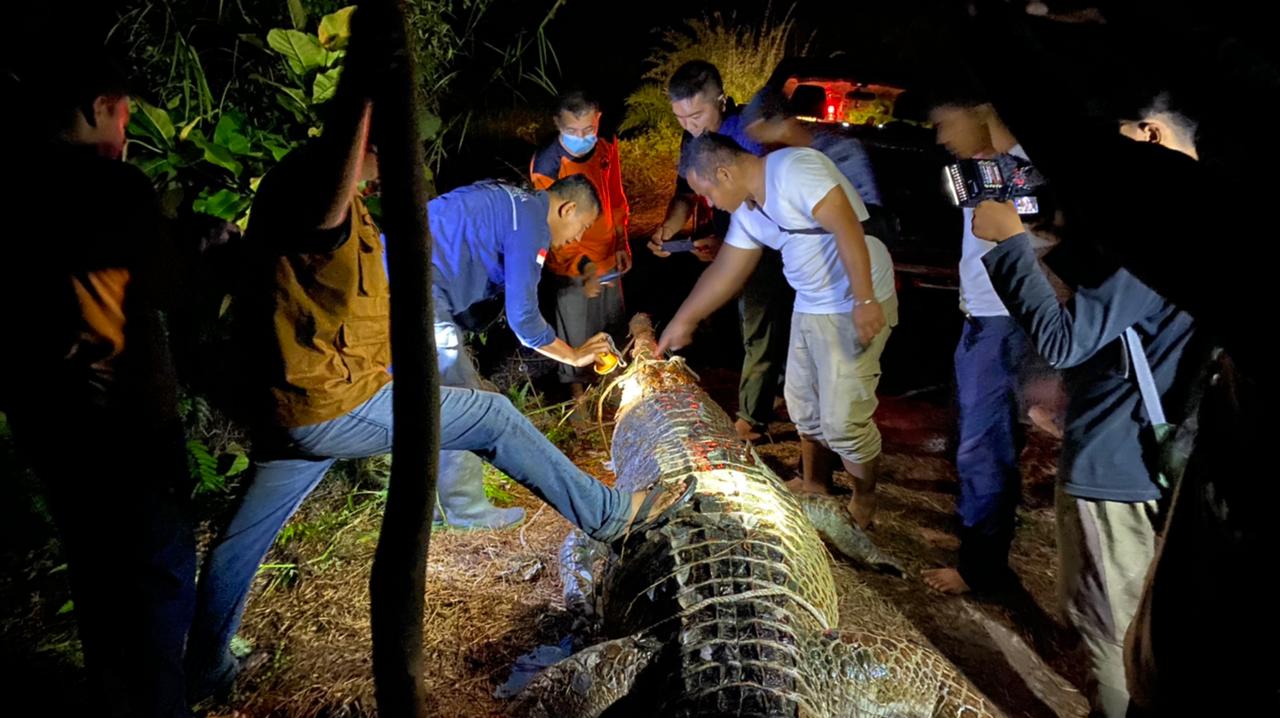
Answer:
[{"left": 513, "top": 315, "right": 1000, "bottom": 718}]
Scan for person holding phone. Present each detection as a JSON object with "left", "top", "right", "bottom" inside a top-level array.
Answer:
[{"left": 530, "top": 89, "right": 631, "bottom": 406}]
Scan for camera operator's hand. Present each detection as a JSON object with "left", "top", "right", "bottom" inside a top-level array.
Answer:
[
  {"left": 853, "top": 300, "right": 887, "bottom": 346},
  {"left": 972, "top": 200, "right": 1026, "bottom": 243}
]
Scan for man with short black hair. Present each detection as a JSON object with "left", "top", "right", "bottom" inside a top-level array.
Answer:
[
  {"left": 658, "top": 133, "right": 896, "bottom": 529},
  {"left": 3, "top": 50, "right": 197, "bottom": 717},
  {"left": 970, "top": 89, "right": 1205, "bottom": 718},
  {"left": 530, "top": 90, "right": 631, "bottom": 404},
  {"left": 647, "top": 60, "right": 791, "bottom": 442},
  {"left": 921, "top": 94, "right": 1040, "bottom": 598}
]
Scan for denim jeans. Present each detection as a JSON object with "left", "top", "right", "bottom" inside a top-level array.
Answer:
[{"left": 185, "top": 381, "right": 629, "bottom": 693}]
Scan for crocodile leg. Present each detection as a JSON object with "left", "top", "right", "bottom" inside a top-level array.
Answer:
[
  {"left": 510, "top": 633, "right": 664, "bottom": 718},
  {"left": 800, "top": 494, "right": 905, "bottom": 576},
  {"left": 560, "top": 529, "right": 607, "bottom": 623},
  {"left": 816, "top": 629, "right": 1002, "bottom": 718}
]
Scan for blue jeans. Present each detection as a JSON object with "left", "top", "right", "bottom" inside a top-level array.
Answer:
[
  {"left": 186, "top": 382, "right": 629, "bottom": 693},
  {"left": 954, "top": 316, "right": 1028, "bottom": 590}
]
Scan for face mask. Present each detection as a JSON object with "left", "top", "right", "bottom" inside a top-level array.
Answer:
[{"left": 561, "top": 132, "right": 597, "bottom": 156}]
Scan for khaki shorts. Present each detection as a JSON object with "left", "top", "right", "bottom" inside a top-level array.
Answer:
[
  {"left": 1057, "top": 483, "right": 1160, "bottom": 717},
  {"left": 783, "top": 296, "right": 897, "bottom": 464}
]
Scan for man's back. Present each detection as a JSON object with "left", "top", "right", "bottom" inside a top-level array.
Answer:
[
  {"left": 984, "top": 236, "right": 1200, "bottom": 501},
  {"left": 238, "top": 149, "right": 391, "bottom": 428},
  {"left": 428, "top": 181, "right": 557, "bottom": 350}
]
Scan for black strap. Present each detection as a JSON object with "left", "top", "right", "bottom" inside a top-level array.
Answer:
[{"left": 753, "top": 205, "right": 826, "bottom": 235}]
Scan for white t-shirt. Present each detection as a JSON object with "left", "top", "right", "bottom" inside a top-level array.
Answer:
[
  {"left": 724, "top": 147, "right": 896, "bottom": 314},
  {"left": 958, "top": 144, "right": 1030, "bottom": 317}
]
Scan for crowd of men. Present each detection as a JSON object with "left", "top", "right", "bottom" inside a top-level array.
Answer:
[{"left": 1, "top": 2, "right": 1269, "bottom": 717}]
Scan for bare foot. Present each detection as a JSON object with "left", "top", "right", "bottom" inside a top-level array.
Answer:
[
  {"left": 623, "top": 478, "right": 695, "bottom": 536},
  {"left": 734, "top": 418, "right": 763, "bottom": 442},
  {"left": 848, "top": 491, "right": 877, "bottom": 529},
  {"left": 784, "top": 477, "right": 843, "bottom": 496},
  {"left": 1028, "top": 405, "right": 1064, "bottom": 439},
  {"left": 922, "top": 567, "right": 972, "bottom": 595}
]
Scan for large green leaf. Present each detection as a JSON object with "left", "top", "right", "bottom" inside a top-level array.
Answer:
[
  {"left": 312, "top": 67, "right": 342, "bottom": 104},
  {"left": 266, "top": 28, "right": 331, "bottom": 75},
  {"left": 418, "top": 110, "right": 443, "bottom": 141},
  {"left": 286, "top": 0, "right": 308, "bottom": 29},
  {"left": 193, "top": 188, "right": 248, "bottom": 222},
  {"left": 213, "top": 112, "right": 252, "bottom": 156},
  {"left": 319, "top": 6, "right": 356, "bottom": 51},
  {"left": 275, "top": 88, "right": 311, "bottom": 121},
  {"left": 131, "top": 98, "right": 175, "bottom": 145},
  {"left": 189, "top": 130, "right": 243, "bottom": 177},
  {"left": 134, "top": 154, "right": 177, "bottom": 181}
]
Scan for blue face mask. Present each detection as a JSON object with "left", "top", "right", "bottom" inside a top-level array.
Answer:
[{"left": 561, "top": 132, "right": 597, "bottom": 156}]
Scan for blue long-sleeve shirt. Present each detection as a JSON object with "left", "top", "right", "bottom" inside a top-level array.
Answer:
[
  {"left": 983, "top": 233, "right": 1198, "bottom": 502},
  {"left": 429, "top": 182, "right": 557, "bottom": 349},
  {"left": 808, "top": 125, "right": 882, "bottom": 206}
]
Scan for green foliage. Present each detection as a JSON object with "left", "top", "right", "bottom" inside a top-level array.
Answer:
[
  {"left": 178, "top": 394, "right": 249, "bottom": 496},
  {"left": 482, "top": 464, "right": 517, "bottom": 505},
  {"left": 504, "top": 378, "right": 542, "bottom": 413},
  {"left": 118, "top": 3, "right": 360, "bottom": 226},
  {"left": 543, "top": 423, "right": 575, "bottom": 448}
]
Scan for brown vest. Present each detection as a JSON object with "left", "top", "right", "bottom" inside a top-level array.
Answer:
[{"left": 264, "top": 196, "right": 391, "bottom": 427}]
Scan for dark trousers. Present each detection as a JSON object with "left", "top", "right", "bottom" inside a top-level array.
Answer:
[
  {"left": 737, "top": 250, "right": 793, "bottom": 427},
  {"left": 954, "top": 316, "right": 1028, "bottom": 590},
  {"left": 8, "top": 407, "right": 196, "bottom": 718}
]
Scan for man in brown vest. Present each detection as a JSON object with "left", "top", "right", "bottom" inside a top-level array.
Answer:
[{"left": 184, "top": 10, "right": 688, "bottom": 701}]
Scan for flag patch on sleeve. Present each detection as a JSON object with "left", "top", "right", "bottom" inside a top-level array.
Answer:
[{"left": 536, "top": 248, "right": 548, "bottom": 267}]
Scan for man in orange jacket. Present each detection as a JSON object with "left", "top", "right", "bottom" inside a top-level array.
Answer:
[{"left": 530, "top": 90, "right": 631, "bottom": 401}]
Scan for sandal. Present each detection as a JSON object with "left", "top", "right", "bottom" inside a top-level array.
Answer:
[{"left": 619, "top": 476, "right": 698, "bottom": 544}]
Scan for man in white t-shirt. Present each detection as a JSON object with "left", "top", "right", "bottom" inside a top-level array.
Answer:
[
  {"left": 922, "top": 97, "right": 1036, "bottom": 596},
  {"left": 657, "top": 133, "right": 897, "bottom": 528}
]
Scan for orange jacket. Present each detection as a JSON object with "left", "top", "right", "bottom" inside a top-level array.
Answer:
[{"left": 530, "top": 136, "right": 629, "bottom": 277}]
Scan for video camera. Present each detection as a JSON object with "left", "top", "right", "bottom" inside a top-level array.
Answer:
[{"left": 943, "top": 155, "right": 1048, "bottom": 215}]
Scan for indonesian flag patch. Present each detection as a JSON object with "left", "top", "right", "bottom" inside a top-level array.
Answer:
[{"left": 536, "top": 247, "right": 548, "bottom": 267}]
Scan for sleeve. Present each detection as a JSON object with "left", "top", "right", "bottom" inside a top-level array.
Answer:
[
  {"left": 502, "top": 223, "right": 558, "bottom": 349},
  {"left": 724, "top": 210, "right": 769, "bottom": 251},
  {"left": 609, "top": 139, "right": 630, "bottom": 232},
  {"left": 983, "top": 233, "right": 1165, "bottom": 369},
  {"left": 246, "top": 150, "right": 350, "bottom": 254},
  {"left": 835, "top": 138, "right": 882, "bottom": 206},
  {"left": 784, "top": 150, "right": 868, "bottom": 224},
  {"left": 530, "top": 144, "right": 560, "bottom": 190}
]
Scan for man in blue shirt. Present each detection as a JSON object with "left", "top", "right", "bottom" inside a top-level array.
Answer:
[
  {"left": 741, "top": 87, "right": 883, "bottom": 209},
  {"left": 429, "top": 175, "right": 614, "bottom": 528},
  {"left": 646, "top": 61, "right": 792, "bottom": 443}
]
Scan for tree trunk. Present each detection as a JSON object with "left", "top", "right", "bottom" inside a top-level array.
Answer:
[{"left": 368, "top": 1, "right": 437, "bottom": 716}]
